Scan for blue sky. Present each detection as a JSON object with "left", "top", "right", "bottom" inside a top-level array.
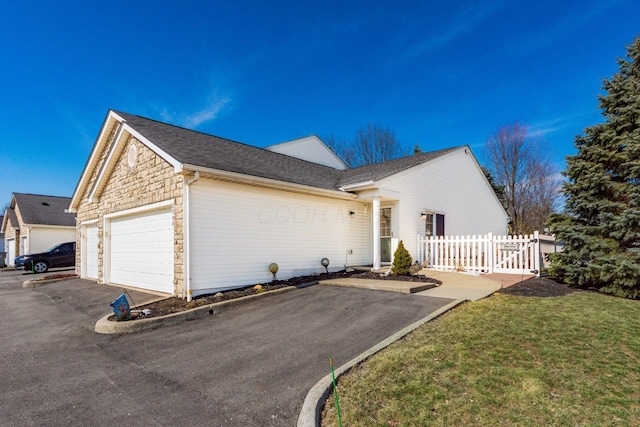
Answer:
[{"left": 1, "top": 0, "right": 638, "bottom": 208}]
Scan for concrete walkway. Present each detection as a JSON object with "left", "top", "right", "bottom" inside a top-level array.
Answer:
[
  {"left": 414, "top": 270, "right": 502, "bottom": 301},
  {"left": 320, "top": 269, "right": 524, "bottom": 302}
]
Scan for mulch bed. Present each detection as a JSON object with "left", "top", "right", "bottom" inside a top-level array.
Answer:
[
  {"left": 115, "top": 272, "right": 575, "bottom": 321},
  {"left": 498, "top": 276, "right": 577, "bottom": 297},
  {"left": 118, "top": 269, "right": 441, "bottom": 320}
]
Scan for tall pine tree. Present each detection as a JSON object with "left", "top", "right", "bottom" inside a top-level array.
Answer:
[{"left": 547, "top": 35, "right": 640, "bottom": 299}]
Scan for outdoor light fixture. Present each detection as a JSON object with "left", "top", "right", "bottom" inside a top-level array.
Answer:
[{"left": 420, "top": 212, "right": 427, "bottom": 220}]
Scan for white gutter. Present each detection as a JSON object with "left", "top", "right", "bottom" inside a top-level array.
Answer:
[
  {"left": 183, "top": 171, "right": 199, "bottom": 301},
  {"left": 338, "top": 180, "right": 375, "bottom": 191}
]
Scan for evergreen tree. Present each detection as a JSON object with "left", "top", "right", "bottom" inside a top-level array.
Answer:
[
  {"left": 547, "top": 36, "right": 640, "bottom": 299},
  {"left": 481, "top": 166, "right": 507, "bottom": 209},
  {"left": 391, "top": 240, "right": 412, "bottom": 275}
]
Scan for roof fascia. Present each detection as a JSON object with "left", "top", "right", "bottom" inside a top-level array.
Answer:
[
  {"left": 0, "top": 210, "right": 8, "bottom": 233},
  {"left": 373, "top": 147, "right": 464, "bottom": 186},
  {"left": 461, "top": 145, "right": 510, "bottom": 219},
  {"left": 338, "top": 180, "right": 375, "bottom": 191},
  {"left": 180, "top": 164, "right": 358, "bottom": 201},
  {"left": 20, "top": 224, "right": 76, "bottom": 229},
  {"left": 68, "top": 111, "right": 125, "bottom": 212},
  {"left": 87, "top": 121, "right": 182, "bottom": 204},
  {"left": 87, "top": 122, "right": 128, "bottom": 202},
  {"left": 125, "top": 124, "right": 182, "bottom": 171}
]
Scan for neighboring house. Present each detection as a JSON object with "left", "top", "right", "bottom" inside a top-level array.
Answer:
[
  {"left": 1, "top": 193, "right": 77, "bottom": 266},
  {"left": 68, "top": 110, "right": 508, "bottom": 299},
  {"left": 0, "top": 215, "right": 4, "bottom": 266}
]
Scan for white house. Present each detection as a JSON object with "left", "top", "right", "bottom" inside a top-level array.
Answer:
[
  {"left": 1, "top": 193, "right": 77, "bottom": 266},
  {"left": 68, "top": 110, "right": 508, "bottom": 299}
]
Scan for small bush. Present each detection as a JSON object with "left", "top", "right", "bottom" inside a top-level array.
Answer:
[{"left": 391, "top": 240, "right": 412, "bottom": 275}]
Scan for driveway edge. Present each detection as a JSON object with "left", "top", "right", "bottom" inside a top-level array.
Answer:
[
  {"left": 296, "top": 298, "right": 465, "bottom": 427},
  {"left": 95, "top": 286, "right": 299, "bottom": 334},
  {"left": 23, "top": 276, "right": 79, "bottom": 288}
]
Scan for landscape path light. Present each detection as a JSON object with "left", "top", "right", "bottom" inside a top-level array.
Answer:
[{"left": 321, "top": 257, "right": 330, "bottom": 273}]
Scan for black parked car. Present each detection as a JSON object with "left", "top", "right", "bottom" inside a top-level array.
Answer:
[{"left": 15, "top": 242, "right": 76, "bottom": 273}]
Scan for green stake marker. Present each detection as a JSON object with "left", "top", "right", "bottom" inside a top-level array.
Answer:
[{"left": 330, "top": 356, "right": 343, "bottom": 427}]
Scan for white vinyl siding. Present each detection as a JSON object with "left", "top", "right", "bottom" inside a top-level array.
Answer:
[
  {"left": 84, "top": 224, "right": 99, "bottom": 279},
  {"left": 189, "top": 179, "right": 370, "bottom": 296},
  {"left": 26, "top": 227, "right": 76, "bottom": 255},
  {"left": 376, "top": 148, "right": 508, "bottom": 260},
  {"left": 109, "top": 209, "right": 174, "bottom": 293}
]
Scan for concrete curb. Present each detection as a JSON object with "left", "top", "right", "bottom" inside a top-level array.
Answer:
[
  {"left": 95, "top": 285, "right": 301, "bottom": 334},
  {"left": 296, "top": 299, "right": 465, "bottom": 427},
  {"left": 23, "top": 276, "right": 79, "bottom": 288}
]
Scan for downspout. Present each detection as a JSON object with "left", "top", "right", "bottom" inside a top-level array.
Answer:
[{"left": 183, "top": 171, "right": 199, "bottom": 301}]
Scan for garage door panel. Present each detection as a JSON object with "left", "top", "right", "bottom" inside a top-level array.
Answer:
[{"left": 109, "top": 209, "right": 174, "bottom": 294}]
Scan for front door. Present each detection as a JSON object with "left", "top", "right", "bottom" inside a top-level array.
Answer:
[{"left": 380, "top": 207, "right": 392, "bottom": 263}]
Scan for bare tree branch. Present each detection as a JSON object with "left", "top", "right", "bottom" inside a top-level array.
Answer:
[
  {"left": 485, "top": 122, "right": 560, "bottom": 234},
  {"left": 326, "top": 123, "right": 407, "bottom": 167}
]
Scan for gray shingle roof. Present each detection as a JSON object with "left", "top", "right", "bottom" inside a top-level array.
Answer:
[
  {"left": 13, "top": 193, "right": 76, "bottom": 227},
  {"left": 4, "top": 208, "right": 19, "bottom": 228},
  {"left": 116, "top": 111, "right": 343, "bottom": 191},
  {"left": 114, "top": 110, "right": 460, "bottom": 192},
  {"left": 337, "top": 147, "right": 461, "bottom": 187}
]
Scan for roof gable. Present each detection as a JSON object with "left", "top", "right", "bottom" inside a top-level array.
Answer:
[
  {"left": 1, "top": 210, "right": 16, "bottom": 233},
  {"left": 266, "top": 136, "right": 348, "bottom": 170},
  {"left": 337, "top": 147, "right": 461, "bottom": 188},
  {"left": 11, "top": 193, "right": 75, "bottom": 227}
]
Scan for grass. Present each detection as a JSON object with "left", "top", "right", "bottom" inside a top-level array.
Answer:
[{"left": 321, "top": 291, "right": 640, "bottom": 426}]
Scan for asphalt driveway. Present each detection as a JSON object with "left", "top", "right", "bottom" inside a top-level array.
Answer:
[{"left": 0, "top": 269, "right": 454, "bottom": 426}]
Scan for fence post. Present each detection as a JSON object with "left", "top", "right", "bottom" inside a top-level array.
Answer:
[
  {"left": 487, "top": 232, "right": 494, "bottom": 274},
  {"left": 533, "top": 230, "right": 540, "bottom": 277}
]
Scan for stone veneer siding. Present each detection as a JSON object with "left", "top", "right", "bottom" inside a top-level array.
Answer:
[
  {"left": 6, "top": 205, "right": 27, "bottom": 257},
  {"left": 75, "top": 130, "right": 185, "bottom": 295},
  {"left": 3, "top": 215, "right": 19, "bottom": 258}
]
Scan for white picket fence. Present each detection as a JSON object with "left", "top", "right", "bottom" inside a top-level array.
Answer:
[{"left": 417, "top": 231, "right": 544, "bottom": 276}]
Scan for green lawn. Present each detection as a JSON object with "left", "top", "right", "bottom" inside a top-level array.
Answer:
[{"left": 322, "top": 291, "right": 640, "bottom": 426}]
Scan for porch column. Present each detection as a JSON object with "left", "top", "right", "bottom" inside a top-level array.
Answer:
[{"left": 372, "top": 197, "right": 381, "bottom": 270}]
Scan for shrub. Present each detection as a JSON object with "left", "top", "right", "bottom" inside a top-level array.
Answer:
[{"left": 391, "top": 240, "right": 412, "bottom": 275}]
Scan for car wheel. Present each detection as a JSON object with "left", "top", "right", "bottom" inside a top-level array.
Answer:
[{"left": 32, "top": 261, "right": 49, "bottom": 274}]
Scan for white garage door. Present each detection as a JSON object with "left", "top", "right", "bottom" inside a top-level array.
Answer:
[
  {"left": 85, "top": 224, "right": 99, "bottom": 279},
  {"left": 6, "top": 239, "right": 14, "bottom": 266},
  {"left": 109, "top": 209, "right": 174, "bottom": 294}
]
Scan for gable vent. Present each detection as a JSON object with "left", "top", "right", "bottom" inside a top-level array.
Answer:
[{"left": 127, "top": 143, "right": 138, "bottom": 168}]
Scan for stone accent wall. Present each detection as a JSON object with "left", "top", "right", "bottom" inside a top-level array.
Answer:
[
  {"left": 13, "top": 205, "right": 26, "bottom": 256},
  {"left": 75, "top": 134, "right": 185, "bottom": 295},
  {"left": 3, "top": 218, "right": 19, "bottom": 258}
]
